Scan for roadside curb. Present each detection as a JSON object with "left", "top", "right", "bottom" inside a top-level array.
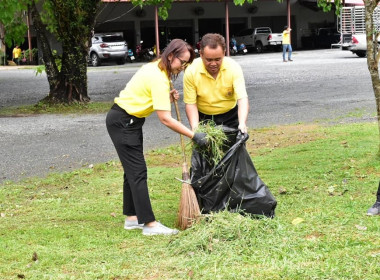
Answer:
[{"left": 0, "top": 65, "right": 36, "bottom": 70}]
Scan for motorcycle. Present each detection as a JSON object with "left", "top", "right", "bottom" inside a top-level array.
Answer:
[
  {"left": 230, "top": 38, "right": 247, "bottom": 55},
  {"left": 136, "top": 40, "right": 155, "bottom": 62},
  {"left": 237, "top": 42, "right": 248, "bottom": 55},
  {"left": 126, "top": 48, "right": 135, "bottom": 63}
]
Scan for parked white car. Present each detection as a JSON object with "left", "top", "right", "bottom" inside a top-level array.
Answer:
[
  {"left": 348, "top": 34, "right": 367, "bottom": 57},
  {"left": 89, "top": 32, "right": 128, "bottom": 66}
]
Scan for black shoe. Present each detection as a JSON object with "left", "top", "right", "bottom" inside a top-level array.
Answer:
[
  {"left": 288, "top": 59, "right": 293, "bottom": 62},
  {"left": 367, "top": 201, "right": 380, "bottom": 215},
  {"left": 283, "top": 60, "right": 287, "bottom": 62}
]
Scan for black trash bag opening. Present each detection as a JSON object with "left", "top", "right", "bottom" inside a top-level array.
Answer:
[{"left": 190, "top": 131, "right": 277, "bottom": 218}]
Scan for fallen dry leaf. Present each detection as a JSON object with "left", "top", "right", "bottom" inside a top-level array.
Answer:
[
  {"left": 278, "top": 186, "right": 287, "bottom": 194},
  {"left": 355, "top": 224, "right": 367, "bottom": 231},
  {"left": 328, "top": 185, "right": 335, "bottom": 196},
  {"left": 292, "top": 217, "right": 304, "bottom": 225},
  {"left": 370, "top": 250, "right": 380, "bottom": 257},
  {"left": 32, "top": 252, "right": 38, "bottom": 262}
]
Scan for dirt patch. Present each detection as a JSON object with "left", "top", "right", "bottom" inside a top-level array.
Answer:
[
  {"left": 146, "top": 124, "right": 325, "bottom": 168},
  {"left": 246, "top": 124, "right": 325, "bottom": 156},
  {"left": 0, "top": 114, "right": 36, "bottom": 118},
  {"left": 146, "top": 153, "right": 184, "bottom": 168}
]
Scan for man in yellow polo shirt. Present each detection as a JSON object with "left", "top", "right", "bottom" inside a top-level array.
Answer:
[{"left": 183, "top": 33, "right": 249, "bottom": 137}]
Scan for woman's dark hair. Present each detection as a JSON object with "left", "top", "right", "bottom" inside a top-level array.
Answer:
[
  {"left": 158, "top": 39, "right": 195, "bottom": 79},
  {"left": 284, "top": 25, "right": 288, "bottom": 30},
  {"left": 200, "top": 33, "right": 226, "bottom": 52}
]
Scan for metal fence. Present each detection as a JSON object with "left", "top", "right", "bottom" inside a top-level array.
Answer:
[{"left": 339, "top": 6, "right": 380, "bottom": 35}]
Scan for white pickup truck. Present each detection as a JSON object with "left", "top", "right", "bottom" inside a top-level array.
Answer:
[
  {"left": 234, "top": 27, "right": 282, "bottom": 53},
  {"left": 339, "top": 6, "right": 380, "bottom": 57}
]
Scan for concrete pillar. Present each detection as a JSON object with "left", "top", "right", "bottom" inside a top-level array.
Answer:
[
  {"left": 247, "top": 16, "right": 252, "bottom": 28},
  {"left": 135, "top": 20, "right": 141, "bottom": 45},
  {"left": 194, "top": 18, "right": 199, "bottom": 44}
]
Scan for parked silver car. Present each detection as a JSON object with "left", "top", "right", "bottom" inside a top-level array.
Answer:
[{"left": 89, "top": 32, "right": 128, "bottom": 66}]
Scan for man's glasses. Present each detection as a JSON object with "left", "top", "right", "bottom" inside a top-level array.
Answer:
[{"left": 176, "top": 57, "right": 189, "bottom": 68}]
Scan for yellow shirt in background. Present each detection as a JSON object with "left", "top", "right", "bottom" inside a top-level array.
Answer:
[
  {"left": 282, "top": 31, "right": 290, "bottom": 45},
  {"left": 115, "top": 60, "right": 171, "bottom": 118},
  {"left": 183, "top": 57, "right": 247, "bottom": 115},
  {"left": 13, "top": 47, "right": 21, "bottom": 59}
]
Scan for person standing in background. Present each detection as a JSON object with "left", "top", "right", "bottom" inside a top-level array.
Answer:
[
  {"left": 12, "top": 45, "right": 22, "bottom": 65},
  {"left": 282, "top": 26, "right": 292, "bottom": 62}
]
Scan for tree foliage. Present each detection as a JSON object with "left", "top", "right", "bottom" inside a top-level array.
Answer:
[
  {"left": 1, "top": 0, "right": 101, "bottom": 103},
  {"left": 317, "top": 0, "right": 342, "bottom": 14},
  {"left": 131, "top": 0, "right": 257, "bottom": 20},
  {"left": 0, "top": 0, "right": 30, "bottom": 47}
]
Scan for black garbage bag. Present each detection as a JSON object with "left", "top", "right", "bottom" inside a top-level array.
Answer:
[{"left": 190, "top": 132, "right": 277, "bottom": 217}]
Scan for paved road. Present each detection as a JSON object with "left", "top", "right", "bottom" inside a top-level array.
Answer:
[{"left": 0, "top": 49, "right": 376, "bottom": 183}]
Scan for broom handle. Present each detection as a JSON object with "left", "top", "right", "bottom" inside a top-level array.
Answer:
[
  {"left": 170, "top": 81, "right": 188, "bottom": 169},
  {"left": 173, "top": 98, "right": 188, "bottom": 165}
]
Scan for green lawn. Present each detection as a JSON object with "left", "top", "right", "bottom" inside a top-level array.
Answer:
[
  {"left": 1, "top": 122, "right": 379, "bottom": 279},
  {"left": 0, "top": 101, "right": 113, "bottom": 116}
]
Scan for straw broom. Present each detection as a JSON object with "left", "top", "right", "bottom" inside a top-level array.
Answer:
[{"left": 170, "top": 82, "right": 201, "bottom": 230}]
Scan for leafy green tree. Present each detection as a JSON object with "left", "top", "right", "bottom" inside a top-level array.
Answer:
[
  {"left": 31, "top": 0, "right": 101, "bottom": 103},
  {"left": 318, "top": 0, "right": 380, "bottom": 154},
  {"left": 0, "top": 0, "right": 100, "bottom": 103},
  {"left": 0, "top": 0, "right": 29, "bottom": 48}
]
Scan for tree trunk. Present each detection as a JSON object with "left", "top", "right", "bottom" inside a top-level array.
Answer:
[
  {"left": 0, "top": 22, "right": 5, "bottom": 52},
  {"left": 30, "top": 0, "right": 100, "bottom": 104},
  {"left": 365, "top": 1, "right": 380, "bottom": 155},
  {"left": 51, "top": 43, "right": 90, "bottom": 103},
  {"left": 30, "top": 2, "right": 60, "bottom": 94}
]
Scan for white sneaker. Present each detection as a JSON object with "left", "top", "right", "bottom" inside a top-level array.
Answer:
[
  {"left": 124, "top": 219, "right": 144, "bottom": 230},
  {"left": 142, "top": 222, "right": 179, "bottom": 236},
  {"left": 367, "top": 201, "right": 380, "bottom": 216}
]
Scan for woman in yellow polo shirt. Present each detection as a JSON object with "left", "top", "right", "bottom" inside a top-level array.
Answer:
[{"left": 106, "top": 39, "right": 207, "bottom": 236}]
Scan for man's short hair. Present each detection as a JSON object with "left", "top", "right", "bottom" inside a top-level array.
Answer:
[{"left": 200, "top": 33, "right": 226, "bottom": 52}]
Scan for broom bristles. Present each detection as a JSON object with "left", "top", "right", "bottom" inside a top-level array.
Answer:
[
  {"left": 176, "top": 163, "right": 201, "bottom": 230},
  {"left": 176, "top": 182, "right": 201, "bottom": 230},
  {"left": 171, "top": 93, "right": 201, "bottom": 230}
]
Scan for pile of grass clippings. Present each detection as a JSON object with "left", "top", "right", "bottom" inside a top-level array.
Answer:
[{"left": 195, "top": 120, "right": 228, "bottom": 166}]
